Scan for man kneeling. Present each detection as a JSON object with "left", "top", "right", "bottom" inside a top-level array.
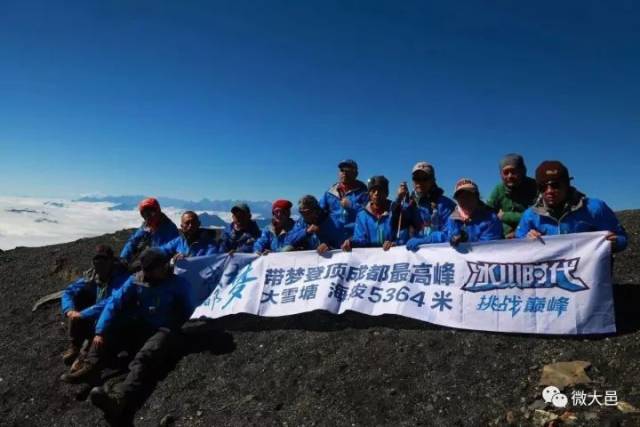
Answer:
[{"left": 69, "top": 248, "right": 194, "bottom": 419}]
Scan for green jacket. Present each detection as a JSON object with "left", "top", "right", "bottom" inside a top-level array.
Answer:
[{"left": 486, "top": 177, "right": 538, "bottom": 236}]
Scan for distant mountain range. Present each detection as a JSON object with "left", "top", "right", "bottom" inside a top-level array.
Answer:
[
  {"left": 198, "top": 212, "right": 227, "bottom": 227},
  {"left": 74, "top": 195, "right": 274, "bottom": 229},
  {"left": 198, "top": 212, "right": 270, "bottom": 229},
  {"left": 75, "top": 195, "right": 273, "bottom": 217}
]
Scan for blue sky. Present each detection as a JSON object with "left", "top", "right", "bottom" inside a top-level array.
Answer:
[{"left": 1, "top": 1, "right": 638, "bottom": 209}]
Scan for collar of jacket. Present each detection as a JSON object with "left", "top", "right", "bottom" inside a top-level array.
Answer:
[
  {"left": 269, "top": 218, "right": 294, "bottom": 235},
  {"left": 232, "top": 220, "right": 256, "bottom": 234},
  {"left": 181, "top": 228, "right": 207, "bottom": 245},
  {"left": 364, "top": 200, "right": 392, "bottom": 218},
  {"left": 449, "top": 201, "right": 491, "bottom": 222},
  {"left": 143, "top": 212, "right": 170, "bottom": 232},
  {"left": 327, "top": 180, "right": 367, "bottom": 198},
  {"left": 503, "top": 182, "right": 515, "bottom": 197},
  {"left": 83, "top": 267, "right": 111, "bottom": 287},
  {"left": 411, "top": 186, "right": 444, "bottom": 206},
  {"left": 532, "top": 187, "right": 585, "bottom": 218}
]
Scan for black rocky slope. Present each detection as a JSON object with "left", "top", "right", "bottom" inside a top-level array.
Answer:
[{"left": 0, "top": 212, "right": 639, "bottom": 426}]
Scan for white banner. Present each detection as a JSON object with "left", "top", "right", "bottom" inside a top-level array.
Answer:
[{"left": 181, "top": 231, "right": 615, "bottom": 335}]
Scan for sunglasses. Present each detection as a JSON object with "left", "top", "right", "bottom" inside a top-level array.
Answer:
[{"left": 540, "top": 181, "right": 562, "bottom": 190}]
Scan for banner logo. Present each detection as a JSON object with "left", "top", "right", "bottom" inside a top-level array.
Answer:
[{"left": 462, "top": 258, "right": 588, "bottom": 292}]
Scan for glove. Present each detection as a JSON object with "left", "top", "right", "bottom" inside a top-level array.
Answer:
[
  {"left": 449, "top": 230, "right": 468, "bottom": 247},
  {"left": 406, "top": 237, "right": 425, "bottom": 252}
]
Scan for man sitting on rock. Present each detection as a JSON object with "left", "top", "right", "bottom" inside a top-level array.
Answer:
[
  {"left": 516, "top": 160, "right": 628, "bottom": 252},
  {"left": 60, "top": 245, "right": 129, "bottom": 368},
  {"left": 157, "top": 211, "right": 218, "bottom": 262},
  {"left": 64, "top": 248, "right": 193, "bottom": 420},
  {"left": 119, "top": 197, "right": 179, "bottom": 269}
]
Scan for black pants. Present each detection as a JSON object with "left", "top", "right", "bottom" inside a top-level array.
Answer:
[
  {"left": 68, "top": 317, "right": 95, "bottom": 348},
  {"left": 87, "top": 321, "right": 181, "bottom": 401},
  {"left": 67, "top": 294, "right": 96, "bottom": 348}
]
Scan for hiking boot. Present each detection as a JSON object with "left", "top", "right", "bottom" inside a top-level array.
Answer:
[
  {"left": 61, "top": 345, "right": 80, "bottom": 366},
  {"left": 69, "top": 357, "right": 87, "bottom": 374},
  {"left": 89, "top": 386, "right": 126, "bottom": 419},
  {"left": 60, "top": 362, "right": 98, "bottom": 384}
]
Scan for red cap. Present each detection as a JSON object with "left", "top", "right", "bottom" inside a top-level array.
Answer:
[
  {"left": 272, "top": 199, "right": 293, "bottom": 211},
  {"left": 138, "top": 197, "right": 160, "bottom": 212}
]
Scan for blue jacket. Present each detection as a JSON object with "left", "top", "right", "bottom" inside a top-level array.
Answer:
[
  {"left": 220, "top": 220, "right": 261, "bottom": 253},
  {"left": 61, "top": 267, "right": 129, "bottom": 320},
  {"left": 158, "top": 229, "right": 218, "bottom": 258},
  {"left": 120, "top": 213, "right": 179, "bottom": 262},
  {"left": 352, "top": 201, "right": 409, "bottom": 247},
  {"left": 253, "top": 219, "right": 296, "bottom": 253},
  {"left": 285, "top": 213, "right": 348, "bottom": 250},
  {"left": 401, "top": 186, "right": 456, "bottom": 235},
  {"left": 515, "top": 190, "right": 628, "bottom": 252},
  {"left": 95, "top": 272, "right": 194, "bottom": 335},
  {"left": 319, "top": 180, "right": 369, "bottom": 235},
  {"left": 407, "top": 204, "right": 503, "bottom": 249}
]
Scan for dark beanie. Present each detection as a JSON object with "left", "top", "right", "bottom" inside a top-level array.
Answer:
[
  {"left": 298, "top": 195, "right": 320, "bottom": 211},
  {"left": 500, "top": 153, "right": 526, "bottom": 174},
  {"left": 367, "top": 175, "right": 390, "bottom": 193},
  {"left": 535, "top": 160, "right": 570, "bottom": 186}
]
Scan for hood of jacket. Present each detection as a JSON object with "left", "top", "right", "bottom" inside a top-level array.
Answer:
[
  {"left": 327, "top": 180, "right": 368, "bottom": 198},
  {"left": 411, "top": 185, "right": 445, "bottom": 206},
  {"left": 532, "top": 187, "right": 586, "bottom": 219},
  {"left": 268, "top": 218, "right": 295, "bottom": 235}
]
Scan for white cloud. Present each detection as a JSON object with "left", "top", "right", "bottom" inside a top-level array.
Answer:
[{"left": 0, "top": 196, "right": 230, "bottom": 250}]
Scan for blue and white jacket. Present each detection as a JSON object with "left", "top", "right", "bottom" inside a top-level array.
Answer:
[
  {"left": 352, "top": 201, "right": 409, "bottom": 247},
  {"left": 285, "top": 213, "right": 348, "bottom": 250},
  {"left": 61, "top": 266, "right": 130, "bottom": 320},
  {"left": 319, "top": 181, "right": 369, "bottom": 235},
  {"left": 406, "top": 203, "right": 503, "bottom": 250},
  {"left": 158, "top": 229, "right": 219, "bottom": 258},
  {"left": 254, "top": 219, "right": 296, "bottom": 253},
  {"left": 120, "top": 213, "right": 179, "bottom": 262},
  {"left": 95, "top": 272, "right": 193, "bottom": 335},
  {"left": 220, "top": 221, "right": 261, "bottom": 253},
  {"left": 515, "top": 190, "right": 627, "bottom": 252}
]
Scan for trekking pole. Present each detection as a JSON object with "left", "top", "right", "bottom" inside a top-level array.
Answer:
[{"left": 396, "top": 181, "right": 408, "bottom": 239}]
